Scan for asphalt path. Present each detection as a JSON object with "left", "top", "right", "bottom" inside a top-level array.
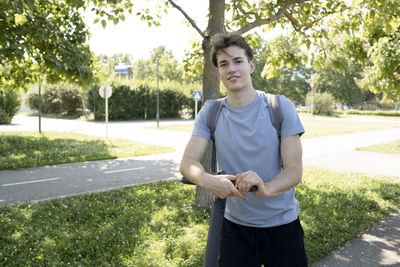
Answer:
[
  {"left": 0, "top": 116, "right": 190, "bottom": 205},
  {"left": 1, "top": 115, "right": 400, "bottom": 206}
]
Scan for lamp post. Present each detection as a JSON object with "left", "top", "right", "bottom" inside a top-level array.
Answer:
[
  {"left": 38, "top": 82, "right": 42, "bottom": 133},
  {"left": 156, "top": 58, "right": 160, "bottom": 127},
  {"left": 310, "top": 82, "right": 316, "bottom": 115}
]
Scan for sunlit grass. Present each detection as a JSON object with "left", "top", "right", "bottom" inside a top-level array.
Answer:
[
  {"left": 0, "top": 132, "right": 174, "bottom": 170},
  {"left": 300, "top": 117, "right": 399, "bottom": 138},
  {"left": 0, "top": 167, "right": 399, "bottom": 265},
  {"left": 149, "top": 116, "right": 400, "bottom": 139},
  {"left": 356, "top": 140, "right": 400, "bottom": 154}
]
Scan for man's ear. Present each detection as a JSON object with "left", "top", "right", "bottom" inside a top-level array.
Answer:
[{"left": 250, "top": 60, "right": 256, "bottom": 74}]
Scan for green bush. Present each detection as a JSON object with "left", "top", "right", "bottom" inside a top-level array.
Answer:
[
  {"left": 307, "top": 92, "right": 335, "bottom": 115},
  {"left": 87, "top": 82, "right": 192, "bottom": 120},
  {"left": 0, "top": 89, "right": 21, "bottom": 124},
  {"left": 27, "top": 83, "right": 83, "bottom": 115}
]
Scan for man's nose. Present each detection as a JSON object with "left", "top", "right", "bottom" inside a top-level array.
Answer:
[{"left": 227, "top": 63, "right": 237, "bottom": 73}]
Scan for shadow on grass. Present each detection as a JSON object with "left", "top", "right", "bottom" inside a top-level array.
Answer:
[
  {"left": 298, "top": 180, "right": 400, "bottom": 263},
  {"left": 0, "top": 181, "right": 208, "bottom": 266},
  {"left": 0, "top": 134, "right": 114, "bottom": 170}
]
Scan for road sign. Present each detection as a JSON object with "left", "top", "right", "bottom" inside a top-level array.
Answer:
[
  {"left": 194, "top": 90, "right": 202, "bottom": 101},
  {"left": 99, "top": 85, "right": 112, "bottom": 99}
]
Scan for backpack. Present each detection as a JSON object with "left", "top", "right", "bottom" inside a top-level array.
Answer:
[{"left": 207, "top": 93, "right": 283, "bottom": 174}]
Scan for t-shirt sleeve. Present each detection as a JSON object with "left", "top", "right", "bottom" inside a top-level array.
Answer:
[
  {"left": 192, "top": 100, "right": 213, "bottom": 141},
  {"left": 279, "top": 96, "right": 305, "bottom": 139}
]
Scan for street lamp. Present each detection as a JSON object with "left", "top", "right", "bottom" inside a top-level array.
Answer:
[
  {"left": 309, "top": 82, "right": 316, "bottom": 115},
  {"left": 156, "top": 58, "right": 160, "bottom": 127}
]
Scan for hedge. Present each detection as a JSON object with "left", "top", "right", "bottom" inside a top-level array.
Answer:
[
  {"left": 87, "top": 83, "right": 192, "bottom": 120},
  {"left": 0, "top": 89, "right": 21, "bottom": 124}
]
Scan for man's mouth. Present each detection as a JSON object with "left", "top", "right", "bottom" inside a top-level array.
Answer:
[{"left": 228, "top": 75, "right": 240, "bottom": 81}]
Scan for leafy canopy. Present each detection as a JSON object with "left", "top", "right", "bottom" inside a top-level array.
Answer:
[{"left": 1, "top": 0, "right": 94, "bottom": 90}]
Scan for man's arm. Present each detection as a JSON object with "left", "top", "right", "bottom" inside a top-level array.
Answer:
[
  {"left": 235, "top": 134, "right": 303, "bottom": 197},
  {"left": 180, "top": 136, "right": 248, "bottom": 200}
]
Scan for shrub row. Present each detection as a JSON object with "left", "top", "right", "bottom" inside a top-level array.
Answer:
[
  {"left": 28, "top": 83, "right": 83, "bottom": 115},
  {"left": 0, "top": 89, "right": 21, "bottom": 124},
  {"left": 87, "top": 83, "right": 192, "bottom": 120}
]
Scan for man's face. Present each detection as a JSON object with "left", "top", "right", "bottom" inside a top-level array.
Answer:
[{"left": 216, "top": 45, "right": 255, "bottom": 92}]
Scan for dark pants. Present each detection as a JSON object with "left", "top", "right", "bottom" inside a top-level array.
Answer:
[{"left": 218, "top": 217, "right": 308, "bottom": 267}]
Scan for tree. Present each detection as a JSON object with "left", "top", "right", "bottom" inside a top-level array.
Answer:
[
  {"left": 96, "top": 53, "right": 134, "bottom": 78},
  {"left": 133, "top": 46, "right": 184, "bottom": 82},
  {"left": 1, "top": 0, "right": 94, "bottom": 90},
  {"left": 315, "top": 64, "right": 364, "bottom": 106},
  {"left": 310, "top": 1, "right": 400, "bottom": 101},
  {"left": 361, "top": 26, "right": 400, "bottom": 102}
]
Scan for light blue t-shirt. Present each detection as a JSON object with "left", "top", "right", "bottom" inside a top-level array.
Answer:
[{"left": 192, "top": 91, "right": 305, "bottom": 227}]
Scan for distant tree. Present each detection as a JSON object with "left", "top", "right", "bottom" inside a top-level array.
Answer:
[
  {"left": 315, "top": 64, "right": 364, "bottom": 106},
  {"left": 96, "top": 53, "right": 134, "bottom": 78},
  {"left": 133, "top": 46, "right": 183, "bottom": 82}
]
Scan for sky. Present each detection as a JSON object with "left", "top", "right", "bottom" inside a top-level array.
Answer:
[{"left": 82, "top": 2, "right": 209, "bottom": 62}]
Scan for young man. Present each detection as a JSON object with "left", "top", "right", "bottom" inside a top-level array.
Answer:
[{"left": 180, "top": 32, "right": 308, "bottom": 266}]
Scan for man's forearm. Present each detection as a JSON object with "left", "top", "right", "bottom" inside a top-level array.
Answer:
[{"left": 263, "top": 165, "right": 302, "bottom": 197}]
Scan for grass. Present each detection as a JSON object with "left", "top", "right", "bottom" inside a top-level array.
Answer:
[
  {"left": 301, "top": 117, "right": 399, "bottom": 138},
  {"left": 0, "top": 132, "right": 174, "bottom": 170},
  {"left": 356, "top": 140, "right": 400, "bottom": 154},
  {"left": 0, "top": 167, "right": 399, "bottom": 266},
  {"left": 149, "top": 115, "right": 400, "bottom": 138}
]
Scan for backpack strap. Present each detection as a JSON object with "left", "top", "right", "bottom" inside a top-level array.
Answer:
[
  {"left": 265, "top": 93, "right": 283, "bottom": 141},
  {"left": 207, "top": 97, "right": 225, "bottom": 174}
]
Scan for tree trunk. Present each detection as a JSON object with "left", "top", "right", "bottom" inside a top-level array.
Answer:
[{"left": 194, "top": 0, "right": 226, "bottom": 209}]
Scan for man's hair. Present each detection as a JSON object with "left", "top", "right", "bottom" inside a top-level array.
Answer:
[{"left": 210, "top": 32, "right": 254, "bottom": 67}]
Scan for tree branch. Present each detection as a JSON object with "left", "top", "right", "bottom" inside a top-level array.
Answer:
[
  {"left": 167, "top": 0, "right": 205, "bottom": 38},
  {"left": 235, "top": 2, "right": 292, "bottom": 35},
  {"left": 283, "top": 10, "right": 307, "bottom": 37},
  {"left": 235, "top": 0, "right": 306, "bottom": 35}
]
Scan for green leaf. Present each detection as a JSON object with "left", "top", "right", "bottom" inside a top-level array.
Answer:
[
  {"left": 93, "top": 18, "right": 100, "bottom": 24},
  {"left": 15, "top": 14, "right": 28, "bottom": 26},
  {"left": 119, "top": 14, "right": 125, "bottom": 21},
  {"left": 101, "top": 20, "right": 107, "bottom": 28}
]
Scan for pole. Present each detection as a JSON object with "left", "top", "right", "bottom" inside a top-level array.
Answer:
[
  {"left": 145, "top": 83, "right": 148, "bottom": 120},
  {"left": 105, "top": 91, "right": 108, "bottom": 139},
  {"left": 156, "top": 59, "right": 160, "bottom": 127},
  {"left": 195, "top": 100, "right": 198, "bottom": 118},
  {"left": 38, "top": 82, "right": 42, "bottom": 133},
  {"left": 310, "top": 82, "right": 315, "bottom": 115}
]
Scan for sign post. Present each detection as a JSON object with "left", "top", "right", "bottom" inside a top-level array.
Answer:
[
  {"left": 99, "top": 85, "right": 112, "bottom": 139},
  {"left": 309, "top": 82, "right": 316, "bottom": 115},
  {"left": 193, "top": 90, "right": 202, "bottom": 118}
]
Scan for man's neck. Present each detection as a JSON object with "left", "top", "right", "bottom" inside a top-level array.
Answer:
[{"left": 227, "top": 87, "right": 257, "bottom": 107}]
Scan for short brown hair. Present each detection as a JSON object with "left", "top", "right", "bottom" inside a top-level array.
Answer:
[{"left": 210, "top": 32, "right": 254, "bottom": 67}]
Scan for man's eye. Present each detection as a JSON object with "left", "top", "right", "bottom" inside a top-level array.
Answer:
[{"left": 235, "top": 60, "right": 243, "bottom": 64}]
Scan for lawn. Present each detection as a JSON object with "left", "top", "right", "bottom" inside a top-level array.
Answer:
[
  {"left": 301, "top": 117, "right": 400, "bottom": 138},
  {"left": 357, "top": 140, "right": 400, "bottom": 154},
  {"left": 0, "top": 132, "right": 174, "bottom": 170},
  {"left": 151, "top": 115, "right": 400, "bottom": 138},
  {"left": 0, "top": 167, "right": 399, "bottom": 266}
]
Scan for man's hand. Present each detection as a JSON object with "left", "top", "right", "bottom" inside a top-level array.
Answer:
[
  {"left": 235, "top": 170, "right": 267, "bottom": 197},
  {"left": 205, "top": 173, "right": 249, "bottom": 200}
]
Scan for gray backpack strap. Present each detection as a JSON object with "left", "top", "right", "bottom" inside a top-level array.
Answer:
[
  {"left": 266, "top": 93, "right": 283, "bottom": 141},
  {"left": 207, "top": 97, "right": 225, "bottom": 174}
]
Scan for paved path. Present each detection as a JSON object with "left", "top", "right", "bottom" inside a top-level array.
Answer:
[{"left": 1, "top": 115, "right": 400, "bottom": 266}]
